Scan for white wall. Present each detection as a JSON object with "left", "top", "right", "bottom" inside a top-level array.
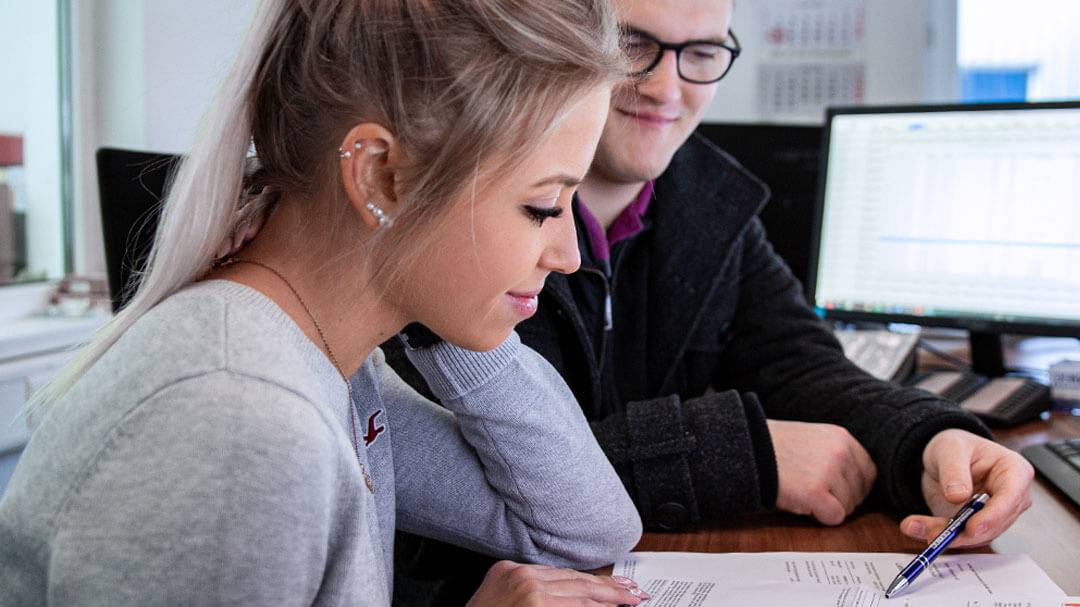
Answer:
[
  {"left": 143, "top": 1, "right": 256, "bottom": 153},
  {"left": 92, "top": 2, "right": 147, "bottom": 152},
  {"left": 91, "top": 0, "right": 256, "bottom": 153},
  {"left": 707, "top": 0, "right": 953, "bottom": 124}
]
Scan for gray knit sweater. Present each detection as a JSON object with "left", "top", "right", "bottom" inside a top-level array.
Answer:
[{"left": 0, "top": 280, "right": 641, "bottom": 605}]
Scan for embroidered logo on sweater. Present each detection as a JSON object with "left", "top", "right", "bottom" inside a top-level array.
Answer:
[{"left": 363, "top": 410, "right": 386, "bottom": 447}]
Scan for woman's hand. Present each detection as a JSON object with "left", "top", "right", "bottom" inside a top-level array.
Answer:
[{"left": 467, "top": 561, "right": 650, "bottom": 606}]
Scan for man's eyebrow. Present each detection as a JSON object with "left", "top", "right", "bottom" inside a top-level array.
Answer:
[
  {"left": 625, "top": 25, "right": 731, "bottom": 45},
  {"left": 532, "top": 174, "right": 583, "bottom": 188}
]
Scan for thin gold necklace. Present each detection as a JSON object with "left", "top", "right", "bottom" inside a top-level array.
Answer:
[{"left": 215, "top": 257, "right": 375, "bottom": 494}]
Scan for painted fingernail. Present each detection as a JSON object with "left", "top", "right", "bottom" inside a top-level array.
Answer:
[
  {"left": 628, "top": 587, "right": 652, "bottom": 600},
  {"left": 612, "top": 575, "right": 636, "bottom": 587},
  {"left": 907, "top": 521, "right": 925, "bottom": 537}
]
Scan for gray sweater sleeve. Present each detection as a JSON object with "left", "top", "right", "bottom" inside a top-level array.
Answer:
[
  {"left": 43, "top": 375, "right": 381, "bottom": 606},
  {"left": 381, "top": 332, "right": 642, "bottom": 569}
]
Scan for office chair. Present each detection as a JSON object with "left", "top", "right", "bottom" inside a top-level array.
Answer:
[
  {"left": 694, "top": 123, "right": 823, "bottom": 296},
  {"left": 95, "top": 148, "right": 181, "bottom": 312}
]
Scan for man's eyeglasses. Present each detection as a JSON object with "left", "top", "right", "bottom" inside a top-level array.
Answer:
[{"left": 622, "top": 27, "right": 741, "bottom": 85}]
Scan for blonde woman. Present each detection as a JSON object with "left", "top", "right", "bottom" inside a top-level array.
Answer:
[{"left": 0, "top": 1, "right": 647, "bottom": 604}]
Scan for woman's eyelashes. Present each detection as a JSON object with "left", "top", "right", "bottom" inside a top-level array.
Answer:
[{"left": 523, "top": 204, "right": 564, "bottom": 226}]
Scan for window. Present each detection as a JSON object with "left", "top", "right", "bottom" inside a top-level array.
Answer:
[
  {"left": 958, "top": 0, "right": 1080, "bottom": 103},
  {"left": 0, "top": 0, "right": 71, "bottom": 287}
]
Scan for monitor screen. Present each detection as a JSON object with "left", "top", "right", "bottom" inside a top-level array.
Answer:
[{"left": 810, "top": 102, "right": 1080, "bottom": 339}]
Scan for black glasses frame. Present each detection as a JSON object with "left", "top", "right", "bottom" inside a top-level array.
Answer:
[{"left": 624, "top": 28, "right": 742, "bottom": 84}]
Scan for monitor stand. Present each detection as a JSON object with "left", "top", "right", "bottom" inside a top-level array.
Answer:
[{"left": 969, "top": 331, "right": 1006, "bottom": 377}]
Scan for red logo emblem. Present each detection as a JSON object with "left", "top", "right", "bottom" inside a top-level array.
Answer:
[{"left": 363, "top": 409, "right": 385, "bottom": 447}]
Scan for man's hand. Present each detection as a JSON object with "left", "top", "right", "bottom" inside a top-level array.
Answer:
[
  {"left": 768, "top": 420, "right": 877, "bottom": 526},
  {"left": 466, "top": 561, "right": 650, "bottom": 606},
  {"left": 901, "top": 429, "right": 1034, "bottom": 548}
]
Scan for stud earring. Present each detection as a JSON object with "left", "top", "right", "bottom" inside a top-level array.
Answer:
[
  {"left": 366, "top": 201, "right": 393, "bottom": 228},
  {"left": 338, "top": 141, "right": 364, "bottom": 159}
]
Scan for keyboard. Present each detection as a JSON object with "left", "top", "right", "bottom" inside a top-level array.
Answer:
[{"left": 1021, "top": 438, "right": 1080, "bottom": 509}]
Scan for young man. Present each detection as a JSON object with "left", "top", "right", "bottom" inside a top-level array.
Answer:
[{"left": 388, "top": 0, "right": 1034, "bottom": 603}]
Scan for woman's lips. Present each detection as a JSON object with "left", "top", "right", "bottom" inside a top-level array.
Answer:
[
  {"left": 617, "top": 108, "right": 678, "bottom": 128},
  {"left": 506, "top": 290, "right": 541, "bottom": 318}
]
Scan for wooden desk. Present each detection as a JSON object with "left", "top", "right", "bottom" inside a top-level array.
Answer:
[{"left": 629, "top": 412, "right": 1080, "bottom": 595}]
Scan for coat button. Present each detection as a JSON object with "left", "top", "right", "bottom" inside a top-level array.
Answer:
[{"left": 655, "top": 502, "right": 689, "bottom": 531}]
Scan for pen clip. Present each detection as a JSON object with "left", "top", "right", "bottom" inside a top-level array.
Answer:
[{"left": 948, "top": 492, "right": 990, "bottom": 524}]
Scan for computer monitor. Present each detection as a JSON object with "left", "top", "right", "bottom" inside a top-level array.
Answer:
[
  {"left": 695, "top": 123, "right": 822, "bottom": 292},
  {"left": 808, "top": 101, "right": 1080, "bottom": 376}
]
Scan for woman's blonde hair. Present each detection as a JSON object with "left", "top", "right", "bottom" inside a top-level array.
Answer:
[{"left": 32, "top": 0, "right": 625, "bottom": 410}]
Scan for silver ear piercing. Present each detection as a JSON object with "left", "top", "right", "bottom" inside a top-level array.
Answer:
[
  {"left": 366, "top": 201, "right": 393, "bottom": 228},
  {"left": 338, "top": 141, "right": 364, "bottom": 159}
]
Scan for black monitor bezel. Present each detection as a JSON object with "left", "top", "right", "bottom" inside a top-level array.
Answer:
[{"left": 807, "top": 100, "right": 1080, "bottom": 339}]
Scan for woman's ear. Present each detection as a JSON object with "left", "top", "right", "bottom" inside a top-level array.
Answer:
[{"left": 338, "top": 123, "right": 403, "bottom": 230}]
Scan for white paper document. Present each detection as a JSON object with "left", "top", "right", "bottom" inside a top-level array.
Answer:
[{"left": 615, "top": 551, "right": 1066, "bottom": 607}]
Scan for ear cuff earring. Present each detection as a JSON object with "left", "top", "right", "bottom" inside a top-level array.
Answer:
[
  {"left": 366, "top": 201, "right": 393, "bottom": 228},
  {"left": 338, "top": 141, "right": 364, "bottom": 159}
]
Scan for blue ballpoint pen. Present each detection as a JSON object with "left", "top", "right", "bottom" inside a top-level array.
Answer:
[{"left": 884, "top": 492, "right": 990, "bottom": 598}]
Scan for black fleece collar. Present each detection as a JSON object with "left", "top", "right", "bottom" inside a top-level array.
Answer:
[{"left": 544, "top": 132, "right": 770, "bottom": 398}]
